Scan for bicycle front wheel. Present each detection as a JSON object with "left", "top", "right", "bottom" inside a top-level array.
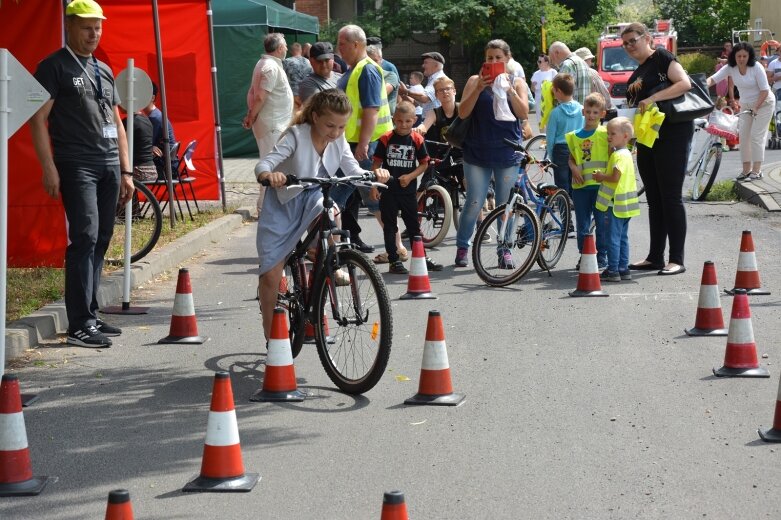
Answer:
[
  {"left": 691, "top": 144, "right": 722, "bottom": 201},
  {"left": 472, "top": 203, "right": 541, "bottom": 287},
  {"left": 524, "top": 135, "right": 554, "bottom": 185},
  {"left": 536, "top": 188, "right": 571, "bottom": 270},
  {"left": 416, "top": 184, "right": 452, "bottom": 247},
  {"left": 313, "top": 249, "right": 393, "bottom": 394},
  {"left": 106, "top": 181, "right": 163, "bottom": 264}
]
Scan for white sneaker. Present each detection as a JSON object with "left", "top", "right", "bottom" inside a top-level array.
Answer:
[
  {"left": 748, "top": 171, "right": 763, "bottom": 180},
  {"left": 736, "top": 172, "right": 751, "bottom": 181}
]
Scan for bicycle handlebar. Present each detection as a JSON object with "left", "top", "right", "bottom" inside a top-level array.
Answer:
[{"left": 259, "top": 171, "right": 386, "bottom": 189}]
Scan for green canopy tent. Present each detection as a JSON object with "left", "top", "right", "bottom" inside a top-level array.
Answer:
[{"left": 213, "top": 0, "right": 319, "bottom": 156}]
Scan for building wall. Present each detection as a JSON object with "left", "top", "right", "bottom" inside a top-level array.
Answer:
[
  {"left": 296, "top": 0, "right": 328, "bottom": 25},
  {"left": 749, "top": 0, "right": 780, "bottom": 48}
]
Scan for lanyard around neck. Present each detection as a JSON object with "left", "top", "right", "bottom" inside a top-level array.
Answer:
[{"left": 65, "top": 45, "right": 104, "bottom": 101}]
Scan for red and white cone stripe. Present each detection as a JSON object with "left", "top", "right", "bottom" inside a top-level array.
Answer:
[
  {"left": 405, "top": 311, "right": 464, "bottom": 406},
  {"left": 569, "top": 234, "right": 607, "bottom": 297},
  {"left": 758, "top": 378, "right": 781, "bottom": 442},
  {"left": 713, "top": 290, "right": 768, "bottom": 377},
  {"left": 264, "top": 336, "right": 297, "bottom": 392},
  {"left": 400, "top": 237, "right": 435, "bottom": 299}
]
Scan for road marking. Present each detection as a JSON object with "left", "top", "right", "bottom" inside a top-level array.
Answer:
[{"left": 612, "top": 292, "right": 698, "bottom": 301}]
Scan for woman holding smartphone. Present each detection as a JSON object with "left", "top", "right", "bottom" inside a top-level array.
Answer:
[{"left": 452, "top": 39, "right": 529, "bottom": 268}]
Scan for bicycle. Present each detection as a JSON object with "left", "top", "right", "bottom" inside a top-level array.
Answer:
[
  {"left": 106, "top": 179, "right": 163, "bottom": 264},
  {"left": 471, "top": 139, "right": 571, "bottom": 287},
  {"left": 415, "top": 141, "right": 466, "bottom": 247},
  {"left": 262, "top": 172, "right": 393, "bottom": 394}
]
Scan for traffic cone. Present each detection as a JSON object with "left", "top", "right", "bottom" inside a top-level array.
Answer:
[
  {"left": 400, "top": 236, "right": 436, "bottom": 300},
  {"left": 758, "top": 375, "right": 781, "bottom": 442},
  {"left": 685, "top": 261, "right": 728, "bottom": 336},
  {"left": 158, "top": 268, "right": 207, "bottom": 344},
  {"left": 405, "top": 311, "right": 465, "bottom": 406},
  {"left": 104, "top": 489, "right": 134, "bottom": 519},
  {"left": 183, "top": 372, "right": 259, "bottom": 492},
  {"left": 712, "top": 289, "right": 769, "bottom": 378},
  {"left": 380, "top": 490, "right": 409, "bottom": 520},
  {"left": 250, "top": 308, "right": 306, "bottom": 402},
  {"left": 569, "top": 234, "right": 608, "bottom": 297},
  {"left": 725, "top": 230, "right": 771, "bottom": 295},
  {"left": 0, "top": 374, "right": 50, "bottom": 497}
]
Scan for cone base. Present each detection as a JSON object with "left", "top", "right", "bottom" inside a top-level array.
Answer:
[
  {"left": 250, "top": 388, "right": 307, "bottom": 402},
  {"left": 101, "top": 305, "right": 150, "bottom": 315},
  {"left": 158, "top": 335, "right": 208, "bottom": 344},
  {"left": 685, "top": 327, "right": 728, "bottom": 337},
  {"left": 399, "top": 292, "right": 437, "bottom": 300},
  {"left": 22, "top": 393, "right": 40, "bottom": 407},
  {"left": 758, "top": 427, "right": 781, "bottom": 442},
  {"left": 0, "top": 476, "right": 50, "bottom": 497},
  {"left": 725, "top": 288, "right": 771, "bottom": 296},
  {"left": 404, "top": 392, "right": 465, "bottom": 406},
  {"left": 712, "top": 366, "right": 770, "bottom": 378},
  {"left": 183, "top": 473, "right": 260, "bottom": 493},
  {"left": 568, "top": 289, "right": 609, "bottom": 297}
]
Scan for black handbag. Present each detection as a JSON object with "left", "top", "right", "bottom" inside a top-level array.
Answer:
[
  {"left": 443, "top": 114, "right": 472, "bottom": 148},
  {"left": 650, "top": 74, "right": 714, "bottom": 123}
]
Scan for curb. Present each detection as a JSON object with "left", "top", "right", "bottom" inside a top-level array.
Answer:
[
  {"left": 734, "top": 161, "right": 781, "bottom": 212},
  {"left": 4, "top": 207, "right": 253, "bottom": 361}
]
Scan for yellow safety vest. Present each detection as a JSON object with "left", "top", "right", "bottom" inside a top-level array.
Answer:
[
  {"left": 595, "top": 148, "right": 640, "bottom": 217},
  {"left": 344, "top": 57, "right": 393, "bottom": 143},
  {"left": 633, "top": 105, "right": 665, "bottom": 148},
  {"left": 565, "top": 126, "right": 609, "bottom": 189},
  {"left": 539, "top": 80, "right": 554, "bottom": 130}
]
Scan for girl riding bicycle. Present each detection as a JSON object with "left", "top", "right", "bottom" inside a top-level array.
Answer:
[{"left": 254, "top": 89, "right": 390, "bottom": 339}]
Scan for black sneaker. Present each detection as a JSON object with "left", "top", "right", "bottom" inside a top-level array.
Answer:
[
  {"left": 389, "top": 261, "right": 409, "bottom": 275},
  {"left": 96, "top": 319, "right": 122, "bottom": 337},
  {"left": 425, "top": 257, "right": 443, "bottom": 271},
  {"left": 67, "top": 325, "right": 112, "bottom": 348}
]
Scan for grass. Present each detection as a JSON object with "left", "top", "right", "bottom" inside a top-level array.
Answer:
[
  {"left": 703, "top": 179, "right": 740, "bottom": 202},
  {"left": 5, "top": 206, "right": 235, "bottom": 324}
]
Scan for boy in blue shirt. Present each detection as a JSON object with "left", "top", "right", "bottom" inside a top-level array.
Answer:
[{"left": 546, "top": 73, "right": 584, "bottom": 199}]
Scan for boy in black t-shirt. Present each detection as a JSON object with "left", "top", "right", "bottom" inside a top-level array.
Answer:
[{"left": 371, "top": 102, "right": 443, "bottom": 274}]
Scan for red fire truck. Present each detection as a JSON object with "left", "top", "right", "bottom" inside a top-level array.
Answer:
[{"left": 596, "top": 19, "right": 678, "bottom": 108}]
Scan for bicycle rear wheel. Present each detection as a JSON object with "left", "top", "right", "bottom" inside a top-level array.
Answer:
[
  {"left": 279, "top": 261, "right": 306, "bottom": 358},
  {"left": 691, "top": 144, "right": 722, "bottom": 201},
  {"left": 106, "top": 181, "right": 163, "bottom": 264},
  {"left": 416, "top": 184, "right": 452, "bottom": 247},
  {"left": 472, "top": 203, "right": 541, "bottom": 287},
  {"left": 313, "top": 249, "right": 393, "bottom": 394},
  {"left": 536, "top": 188, "right": 571, "bottom": 270}
]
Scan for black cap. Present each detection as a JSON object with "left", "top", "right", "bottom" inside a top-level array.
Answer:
[
  {"left": 366, "top": 36, "right": 383, "bottom": 46},
  {"left": 310, "top": 41, "right": 334, "bottom": 61},
  {"left": 421, "top": 51, "right": 445, "bottom": 65}
]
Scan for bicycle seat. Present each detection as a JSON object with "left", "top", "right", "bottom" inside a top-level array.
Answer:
[{"left": 534, "top": 182, "right": 558, "bottom": 196}]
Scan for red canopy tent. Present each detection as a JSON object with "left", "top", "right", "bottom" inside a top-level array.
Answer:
[{"left": 0, "top": 0, "right": 220, "bottom": 267}]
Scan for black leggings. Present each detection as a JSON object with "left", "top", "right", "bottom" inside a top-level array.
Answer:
[{"left": 635, "top": 121, "right": 694, "bottom": 266}]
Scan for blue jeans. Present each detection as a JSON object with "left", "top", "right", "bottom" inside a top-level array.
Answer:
[
  {"left": 551, "top": 143, "right": 572, "bottom": 198},
  {"left": 456, "top": 162, "right": 517, "bottom": 249},
  {"left": 572, "top": 186, "right": 607, "bottom": 267},
  {"left": 604, "top": 209, "right": 631, "bottom": 273}
]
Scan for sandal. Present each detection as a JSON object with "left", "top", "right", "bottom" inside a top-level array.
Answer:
[
  {"left": 374, "top": 248, "right": 409, "bottom": 264},
  {"left": 397, "top": 247, "right": 409, "bottom": 262}
]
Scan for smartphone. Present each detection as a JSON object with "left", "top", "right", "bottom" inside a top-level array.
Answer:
[{"left": 481, "top": 61, "right": 506, "bottom": 83}]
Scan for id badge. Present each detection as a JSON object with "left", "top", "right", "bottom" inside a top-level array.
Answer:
[{"left": 102, "top": 124, "right": 118, "bottom": 139}]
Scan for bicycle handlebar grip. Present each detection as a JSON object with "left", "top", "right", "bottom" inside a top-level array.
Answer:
[
  {"left": 258, "top": 174, "right": 298, "bottom": 187},
  {"left": 503, "top": 137, "right": 526, "bottom": 152}
]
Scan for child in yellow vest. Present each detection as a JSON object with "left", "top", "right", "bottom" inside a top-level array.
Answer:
[
  {"left": 593, "top": 117, "right": 641, "bottom": 282},
  {"left": 566, "top": 92, "right": 609, "bottom": 271}
]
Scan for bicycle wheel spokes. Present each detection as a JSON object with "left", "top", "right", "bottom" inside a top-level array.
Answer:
[
  {"left": 691, "top": 145, "right": 722, "bottom": 201},
  {"left": 536, "top": 189, "right": 571, "bottom": 270},
  {"left": 416, "top": 184, "right": 452, "bottom": 247},
  {"left": 472, "top": 203, "right": 541, "bottom": 287},
  {"left": 315, "top": 249, "right": 392, "bottom": 394}
]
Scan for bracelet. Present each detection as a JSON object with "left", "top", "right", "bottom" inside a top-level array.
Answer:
[{"left": 121, "top": 171, "right": 133, "bottom": 177}]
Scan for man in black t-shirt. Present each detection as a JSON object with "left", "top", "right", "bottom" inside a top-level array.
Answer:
[{"left": 30, "top": 0, "right": 134, "bottom": 348}]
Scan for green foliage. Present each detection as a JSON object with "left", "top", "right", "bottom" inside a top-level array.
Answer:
[
  {"left": 702, "top": 179, "right": 739, "bottom": 201},
  {"left": 656, "top": 0, "right": 750, "bottom": 46},
  {"left": 614, "top": 0, "right": 660, "bottom": 26},
  {"left": 678, "top": 53, "right": 717, "bottom": 75}
]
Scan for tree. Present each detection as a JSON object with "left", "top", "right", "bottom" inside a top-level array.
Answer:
[{"left": 656, "top": 0, "right": 749, "bottom": 46}]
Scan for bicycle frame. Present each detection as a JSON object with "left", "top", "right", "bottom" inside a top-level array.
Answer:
[{"left": 687, "top": 121, "right": 718, "bottom": 176}]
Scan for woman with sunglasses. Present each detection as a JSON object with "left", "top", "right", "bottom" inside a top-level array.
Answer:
[
  {"left": 531, "top": 55, "right": 556, "bottom": 131},
  {"left": 623, "top": 22, "right": 692, "bottom": 276}
]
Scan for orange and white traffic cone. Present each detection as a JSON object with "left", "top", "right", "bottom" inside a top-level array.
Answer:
[
  {"left": 569, "top": 234, "right": 608, "bottom": 297},
  {"left": 183, "top": 371, "right": 259, "bottom": 492},
  {"left": 104, "top": 489, "right": 134, "bottom": 519},
  {"left": 158, "top": 268, "right": 207, "bottom": 344},
  {"left": 758, "top": 375, "right": 781, "bottom": 442},
  {"left": 725, "top": 230, "right": 771, "bottom": 295},
  {"left": 405, "top": 310, "right": 465, "bottom": 406},
  {"left": 250, "top": 308, "right": 306, "bottom": 402},
  {"left": 685, "top": 261, "right": 728, "bottom": 336},
  {"left": 713, "top": 289, "right": 769, "bottom": 378},
  {"left": 400, "top": 236, "right": 436, "bottom": 300},
  {"left": 0, "top": 374, "right": 50, "bottom": 497},
  {"left": 380, "top": 490, "right": 409, "bottom": 520}
]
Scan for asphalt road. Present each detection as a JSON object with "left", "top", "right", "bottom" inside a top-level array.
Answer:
[{"left": 3, "top": 169, "right": 781, "bottom": 519}]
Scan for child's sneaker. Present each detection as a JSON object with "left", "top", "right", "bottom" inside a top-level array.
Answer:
[
  {"left": 498, "top": 249, "right": 515, "bottom": 269},
  {"left": 454, "top": 247, "right": 468, "bottom": 267},
  {"left": 619, "top": 270, "right": 632, "bottom": 280},
  {"left": 425, "top": 257, "right": 443, "bottom": 271},
  {"left": 389, "top": 261, "right": 409, "bottom": 275},
  {"left": 600, "top": 270, "right": 621, "bottom": 282}
]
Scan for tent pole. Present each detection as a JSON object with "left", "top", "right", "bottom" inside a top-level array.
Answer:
[
  {"left": 206, "top": 0, "right": 227, "bottom": 212},
  {"left": 152, "top": 0, "right": 176, "bottom": 228}
]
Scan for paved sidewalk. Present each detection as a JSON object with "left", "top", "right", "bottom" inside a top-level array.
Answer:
[{"left": 735, "top": 161, "right": 781, "bottom": 211}]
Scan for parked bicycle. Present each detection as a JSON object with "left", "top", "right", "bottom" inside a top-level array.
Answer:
[
  {"left": 415, "top": 141, "right": 465, "bottom": 247},
  {"left": 262, "top": 172, "right": 393, "bottom": 394},
  {"left": 471, "top": 139, "right": 571, "bottom": 287},
  {"left": 106, "top": 179, "right": 163, "bottom": 265}
]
